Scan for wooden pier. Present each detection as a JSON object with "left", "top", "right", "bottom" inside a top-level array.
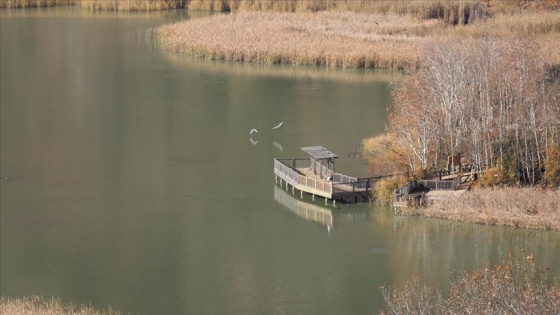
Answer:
[{"left": 274, "top": 146, "right": 379, "bottom": 204}]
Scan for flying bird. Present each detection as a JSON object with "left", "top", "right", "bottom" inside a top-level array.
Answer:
[
  {"left": 250, "top": 129, "right": 258, "bottom": 135},
  {"left": 250, "top": 138, "right": 258, "bottom": 145},
  {"left": 272, "top": 122, "right": 283, "bottom": 129}
]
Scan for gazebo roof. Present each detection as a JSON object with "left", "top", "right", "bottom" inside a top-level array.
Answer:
[{"left": 301, "top": 146, "right": 339, "bottom": 160}]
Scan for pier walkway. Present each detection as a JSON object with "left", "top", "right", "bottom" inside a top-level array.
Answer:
[{"left": 274, "top": 146, "right": 380, "bottom": 204}]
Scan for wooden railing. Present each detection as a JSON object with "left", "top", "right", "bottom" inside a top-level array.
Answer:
[
  {"left": 275, "top": 159, "right": 333, "bottom": 195},
  {"left": 394, "top": 176, "right": 462, "bottom": 204},
  {"left": 394, "top": 180, "right": 420, "bottom": 203},
  {"left": 417, "top": 176, "right": 461, "bottom": 191},
  {"left": 274, "top": 159, "right": 300, "bottom": 187},
  {"left": 297, "top": 174, "right": 333, "bottom": 194}
]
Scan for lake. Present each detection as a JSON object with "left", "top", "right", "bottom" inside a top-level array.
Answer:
[{"left": 1, "top": 7, "right": 559, "bottom": 315}]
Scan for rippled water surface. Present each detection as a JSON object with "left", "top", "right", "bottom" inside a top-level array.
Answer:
[{"left": 1, "top": 7, "right": 559, "bottom": 315}]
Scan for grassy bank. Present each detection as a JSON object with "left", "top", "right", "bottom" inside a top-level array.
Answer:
[
  {"left": 0, "top": 296, "right": 121, "bottom": 315},
  {"left": 396, "top": 188, "right": 560, "bottom": 230},
  {"left": 158, "top": 10, "right": 560, "bottom": 69}
]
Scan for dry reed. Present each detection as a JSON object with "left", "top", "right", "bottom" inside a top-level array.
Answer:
[
  {"left": 188, "top": 0, "right": 490, "bottom": 25},
  {"left": 0, "top": 0, "right": 75, "bottom": 8},
  {"left": 158, "top": 11, "right": 431, "bottom": 70},
  {"left": 158, "top": 8, "right": 560, "bottom": 70},
  {"left": 398, "top": 188, "right": 560, "bottom": 230},
  {"left": 78, "top": 0, "right": 185, "bottom": 11},
  {"left": 0, "top": 295, "right": 121, "bottom": 315},
  {"left": 381, "top": 254, "right": 560, "bottom": 314}
]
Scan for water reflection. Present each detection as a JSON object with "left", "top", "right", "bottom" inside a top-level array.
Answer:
[
  {"left": 273, "top": 184, "right": 370, "bottom": 231},
  {"left": 385, "top": 215, "right": 560, "bottom": 286}
]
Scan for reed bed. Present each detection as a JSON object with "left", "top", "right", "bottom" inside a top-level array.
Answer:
[
  {"left": 78, "top": 0, "right": 186, "bottom": 11},
  {"left": 0, "top": 0, "right": 75, "bottom": 8},
  {"left": 381, "top": 254, "right": 560, "bottom": 314},
  {"left": 158, "top": 8, "right": 560, "bottom": 70},
  {"left": 188, "top": 0, "right": 490, "bottom": 25},
  {"left": 398, "top": 188, "right": 560, "bottom": 230},
  {"left": 159, "top": 11, "right": 432, "bottom": 69},
  {"left": 0, "top": 296, "right": 121, "bottom": 315}
]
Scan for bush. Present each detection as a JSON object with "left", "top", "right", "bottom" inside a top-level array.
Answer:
[{"left": 372, "top": 175, "right": 409, "bottom": 206}]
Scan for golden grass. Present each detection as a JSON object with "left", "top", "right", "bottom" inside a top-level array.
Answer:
[
  {"left": 189, "top": 0, "right": 490, "bottom": 24},
  {"left": 158, "top": 11, "right": 432, "bottom": 69},
  {"left": 398, "top": 188, "right": 560, "bottom": 230},
  {"left": 158, "top": 9, "right": 560, "bottom": 70},
  {"left": 372, "top": 175, "right": 410, "bottom": 206},
  {"left": 381, "top": 254, "right": 560, "bottom": 314},
  {"left": 78, "top": 0, "right": 185, "bottom": 11},
  {"left": 0, "top": 296, "right": 121, "bottom": 315},
  {"left": 0, "top": 0, "right": 75, "bottom": 8}
]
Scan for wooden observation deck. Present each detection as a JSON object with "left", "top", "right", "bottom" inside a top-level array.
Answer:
[{"left": 274, "top": 146, "right": 379, "bottom": 204}]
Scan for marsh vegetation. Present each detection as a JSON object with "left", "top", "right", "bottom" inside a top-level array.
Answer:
[
  {"left": 158, "top": 5, "right": 560, "bottom": 70},
  {"left": 0, "top": 296, "right": 121, "bottom": 315},
  {"left": 381, "top": 253, "right": 560, "bottom": 314}
]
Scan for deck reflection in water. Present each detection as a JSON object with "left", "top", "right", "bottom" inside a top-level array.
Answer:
[{"left": 273, "top": 184, "right": 370, "bottom": 230}]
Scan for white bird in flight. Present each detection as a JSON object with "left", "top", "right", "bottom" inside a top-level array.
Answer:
[
  {"left": 250, "top": 129, "right": 258, "bottom": 135},
  {"left": 272, "top": 122, "right": 283, "bottom": 130}
]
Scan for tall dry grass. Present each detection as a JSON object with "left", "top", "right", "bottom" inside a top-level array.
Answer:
[
  {"left": 372, "top": 175, "right": 410, "bottom": 206},
  {"left": 398, "top": 188, "right": 560, "bottom": 230},
  {"left": 78, "top": 0, "right": 186, "bottom": 11},
  {"left": 158, "top": 11, "right": 434, "bottom": 69},
  {"left": 159, "top": 8, "right": 560, "bottom": 70},
  {"left": 0, "top": 0, "right": 75, "bottom": 8},
  {"left": 381, "top": 253, "right": 560, "bottom": 314},
  {"left": 0, "top": 296, "right": 121, "bottom": 315},
  {"left": 188, "top": 0, "right": 491, "bottom": 25}
]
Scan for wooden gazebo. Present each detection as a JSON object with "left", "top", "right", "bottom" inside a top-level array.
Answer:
[{"left": 301, "top": 146, "right": 338, "bottom": 179}]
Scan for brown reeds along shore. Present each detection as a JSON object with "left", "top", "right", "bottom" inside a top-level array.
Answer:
[
  {"left": 396, "top": 188, "right": 560, "bottom": 231},
  {"left": 0, "top": 295, "right": 121, "bottom": 315},
  {"left": 381, "top": 254, "right": 560, "bottom": 314},
  {"left": 158, "top": 11, "right": 431, "bottom": 70},
  {"left": 0, "top": 0, "right": 76, "bottom": 8},
  {"left": 158, "top": 9, "right": 560, "bottom": 70}
]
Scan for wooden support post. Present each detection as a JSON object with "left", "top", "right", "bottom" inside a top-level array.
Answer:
[
  {"left": 333, "top": 200, "right": 336, "bottom": 207},
  {"left": 325, "top": 197, "right": 327, "bottom": 205},
  {"left": 300, "top": 190, "right": 303, "bottom": 198},
  {"left": 312, "top": 158, "right": 316, "bottom": 175},
  {"left": 312, "top": 194, "right": 315, "bottom": 201}
]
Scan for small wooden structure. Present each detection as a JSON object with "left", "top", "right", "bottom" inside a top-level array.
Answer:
[
  {"left": 393, "top": 172, "right": 475, "bottom": 210},
  {"left": 274, "top": 146, "right": 380, "bottom": 204}
]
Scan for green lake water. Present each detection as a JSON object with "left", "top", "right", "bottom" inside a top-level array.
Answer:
[{"left": 1, "top": 7, "right": 559, "bottom": 315}]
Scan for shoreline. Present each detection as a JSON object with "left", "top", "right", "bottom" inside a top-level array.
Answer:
[
  {"left": 395, "top": 187, "right": 560, "bottom": 231},
  {"left": 157, "top": 10, "right": 560, "bottom": 70}
]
